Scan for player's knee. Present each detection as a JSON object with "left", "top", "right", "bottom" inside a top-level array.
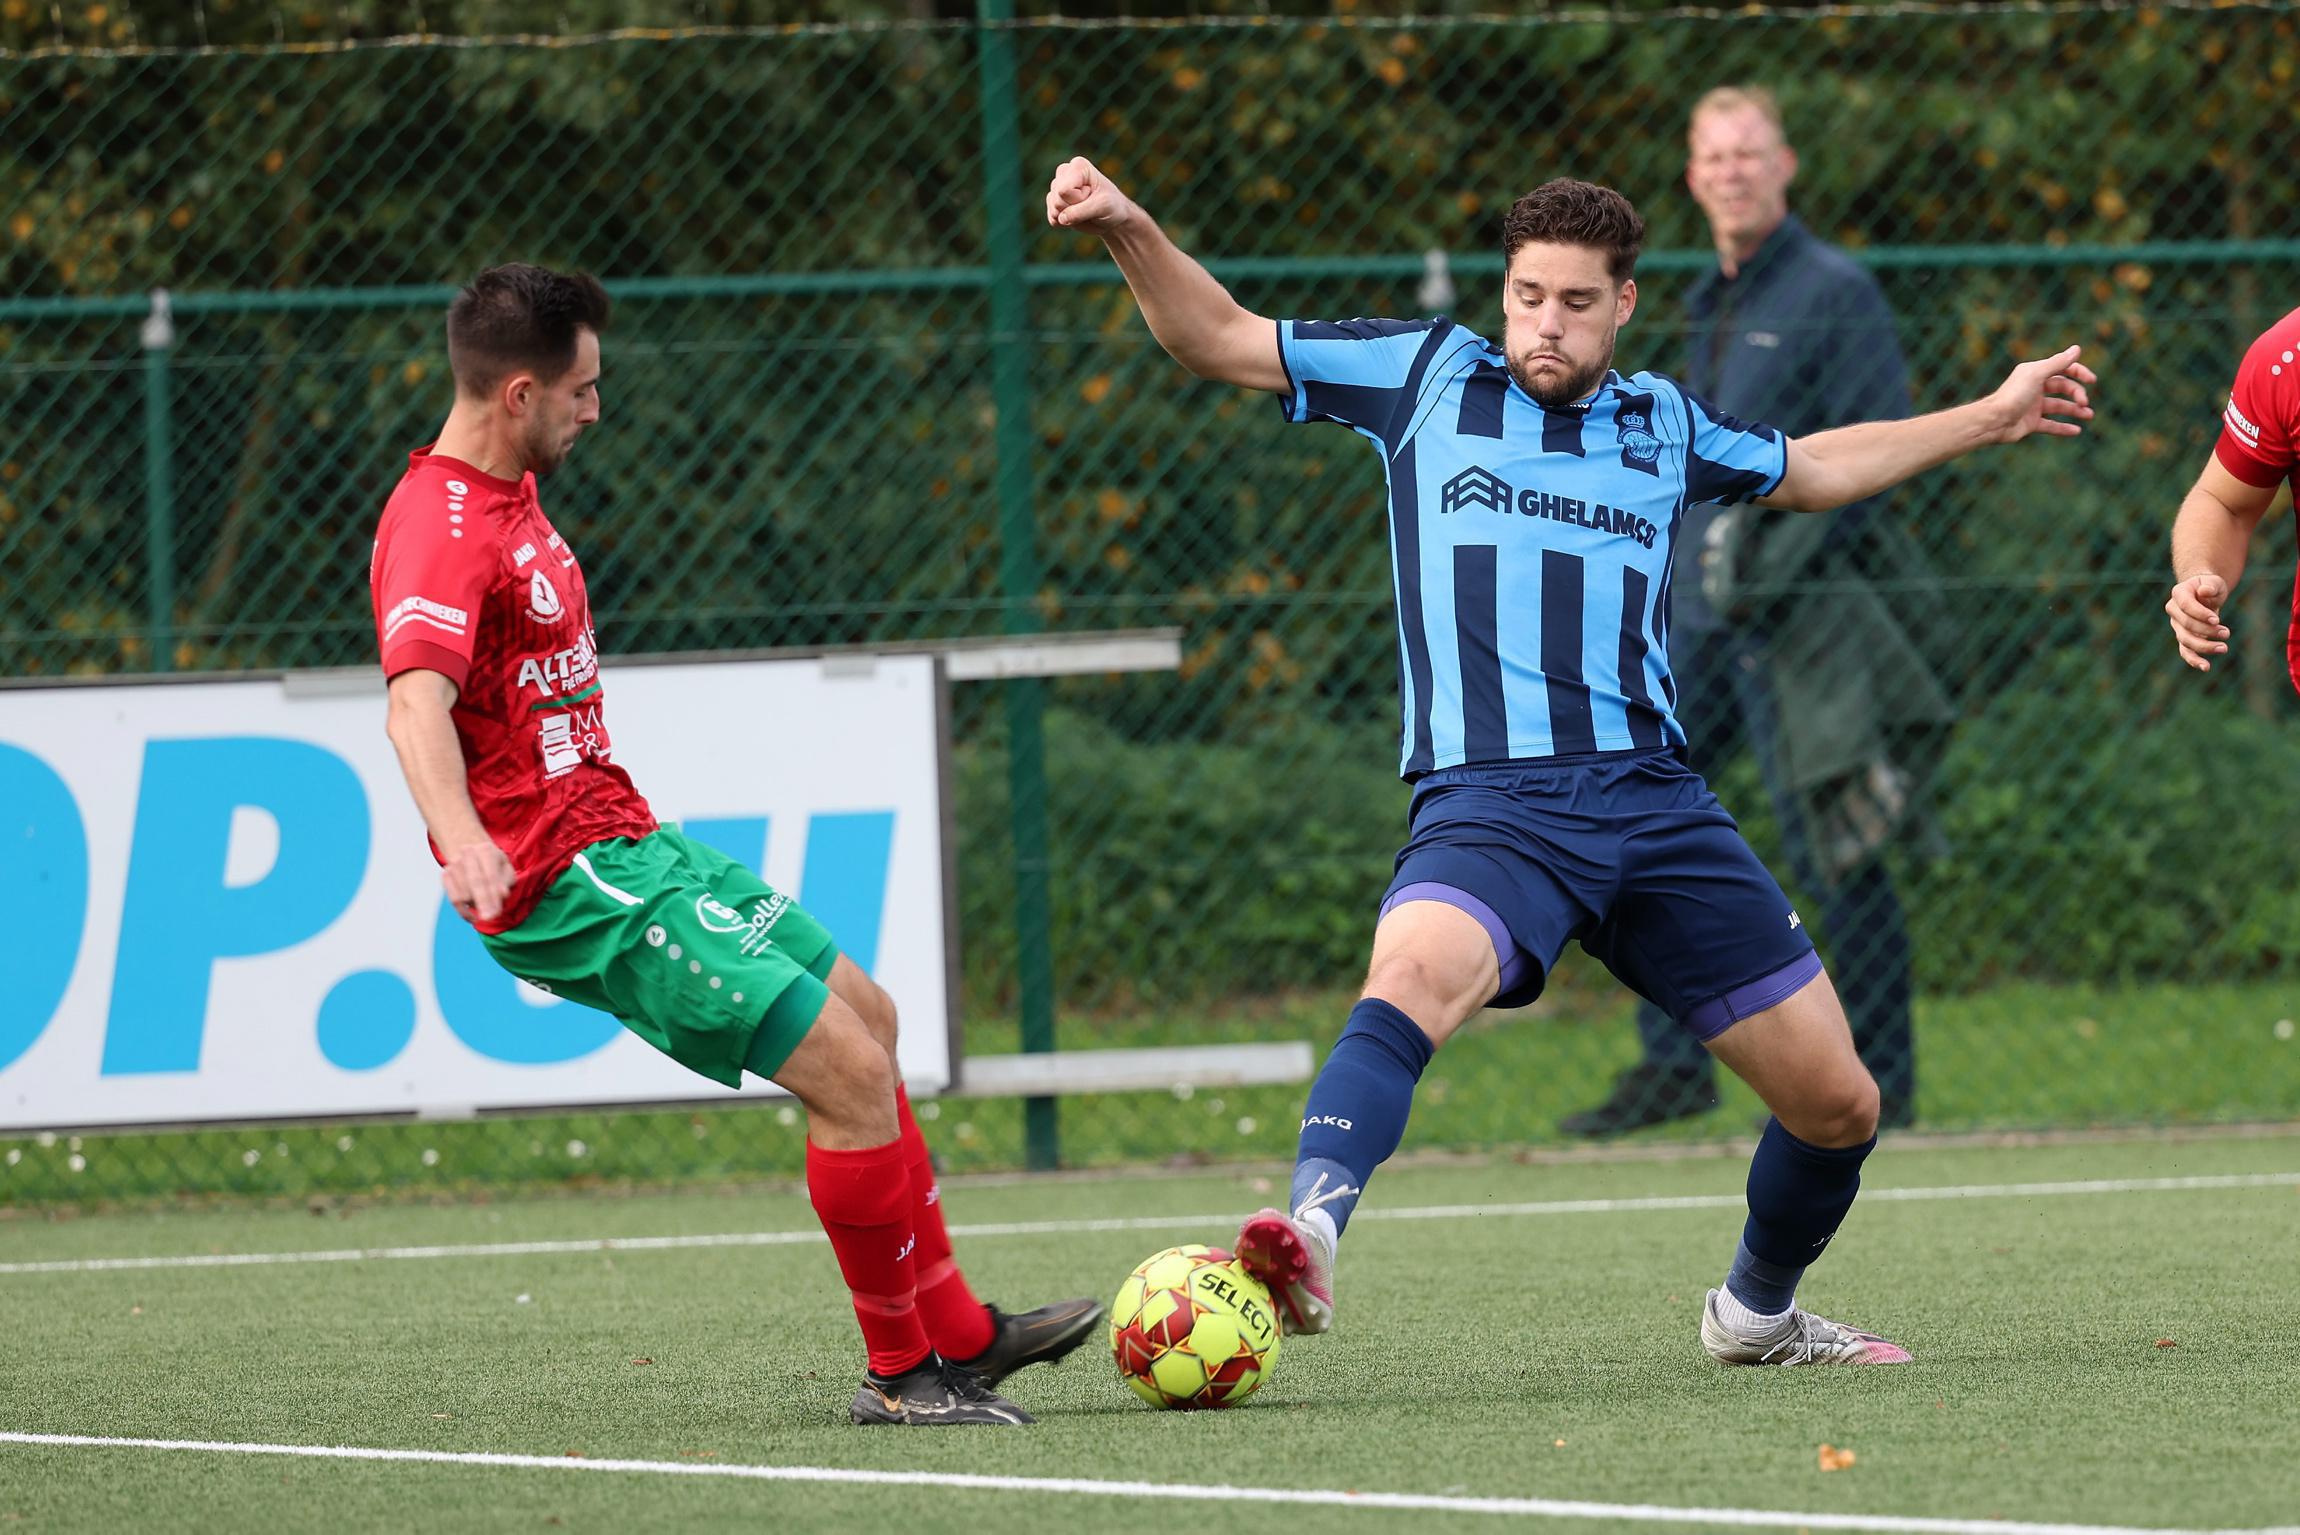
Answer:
[
  {"left": 829, "top": 957, "right": 899, "bottom": 1052},
  {"left": 791, "top": 998, "right": 898, "bottom": 1137},
  {"left": 1361, "top": 951, "right": 1436, "bottom": 1011},
  {"left": 1799, "top": 1074, "right": 1880, "bottom": 1148},
  {"left": 1359, "top": 953, "right": 1463, "bottom": 1038},
  {"left": 859, "top": 977, "right": 899, "bottom": 1052},
  {"left": 829, "top": 1011, "right": 898, "bottom": 1106}
]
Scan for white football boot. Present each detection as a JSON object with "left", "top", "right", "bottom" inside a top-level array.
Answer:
[{"left": 1700, "top": 1288, "right": 1913, "bottom": 1366}]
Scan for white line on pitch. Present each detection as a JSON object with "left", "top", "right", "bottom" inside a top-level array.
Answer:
[
  {"left": 1, "top": 1171, "right": 2294, "bottom": 1278},
  {"left": 0, "top": 1432, "right": 2288, "bottom": 1535}
]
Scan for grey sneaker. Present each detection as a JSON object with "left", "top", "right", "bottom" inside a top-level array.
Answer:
[
  {"left": 1235, "top": 1173, "right": 1350, "bottom": 1336},
  {"left": 1700, "top": 1289, "right": 1913, "bottom": 1366},
  {"left": 849, "top": 1354, "right": 1035, "bottom": 1425}
]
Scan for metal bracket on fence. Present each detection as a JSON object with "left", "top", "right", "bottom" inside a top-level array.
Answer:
[
  {"left": 1418, "top": 248, "right": 1456, "bottom": 311},
  {"left": 139, "top": 288, "right": 175, "bottom": 350},
  {"left": 141, "top": 287, "right": 178, "bottom": 675}
]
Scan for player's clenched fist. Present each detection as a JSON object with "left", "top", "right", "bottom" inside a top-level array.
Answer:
[
  {"left": 1046, "top": 156, "right": 1137, "bottom": 233},
  {"left": 2165, "top": 572, "right": 2232, "bottom": 672},
  {"left": 442, "top": 838, "right": 517, "bottom": 924}
]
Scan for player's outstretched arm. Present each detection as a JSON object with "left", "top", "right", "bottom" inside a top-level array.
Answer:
[
  {"left": 1762, "top": 345, "right": 2095, "bottom": 513},
  {"left": 2165, "top": 457, "right": 2277, "bottom": 673},
  {"left": 1046, "top": 156, "right": 1287, "bottom": 394},
  {"left": 384, "top": 668, "right": 516, "bottom": 923}
]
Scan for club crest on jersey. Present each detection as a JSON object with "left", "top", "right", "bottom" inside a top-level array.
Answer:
[
  {"left": 529, "top": 570, "right": 564, "bottom": 622},
  {"left": 1616, "top": 407, "right": 1661, "bottom": 473}
]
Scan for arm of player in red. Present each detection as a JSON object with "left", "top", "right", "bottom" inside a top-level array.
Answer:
[
  {"left": 374, "top": 506, "right": 516, "bottom": 922},
  {"left": 2167, "top": 327, "right": 2293, "bottom": 673},
  {"left": 384, "top": 669, "right": 515, "bottom": 923}
]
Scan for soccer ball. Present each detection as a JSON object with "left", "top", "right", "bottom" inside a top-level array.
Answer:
[{"left": 1109, "top": 1243, "right": 1282, "bottom": 1409}]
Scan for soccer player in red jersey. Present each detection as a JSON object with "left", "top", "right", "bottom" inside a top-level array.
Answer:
[
  {"left": 2168, "top": 307, "right": 2300, "bottom": 679},
  {"left": 371, "top": 264, "right": 1099, "bottom": 1426}
]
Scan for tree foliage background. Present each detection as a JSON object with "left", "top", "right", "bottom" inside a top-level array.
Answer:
[{"left": 4, "top": 0, "right": 2297, "bottom": 1020}]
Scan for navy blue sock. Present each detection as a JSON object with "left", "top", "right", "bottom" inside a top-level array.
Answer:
[
  {"left": 1726, "top": 1116, "right": 1875, "bottom": 1314},
  {"left": 1289, "top": 998, "right": 1435, "bottom": 1237}
]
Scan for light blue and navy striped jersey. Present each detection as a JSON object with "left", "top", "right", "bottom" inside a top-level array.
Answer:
[{"left": 1277, "top": 317, "right": 1788, "bottom": 778}]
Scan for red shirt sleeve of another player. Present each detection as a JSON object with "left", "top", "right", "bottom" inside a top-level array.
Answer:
[
  {"left": 2213, "top": 315, "right": 2300, "bottom": 489},
  {"left": 375, "top": 498, "right": 494, "bottom": 689}
]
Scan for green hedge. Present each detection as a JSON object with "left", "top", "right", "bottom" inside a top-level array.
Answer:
[
  {"left": 1905, "top": 678, "right": 2300, "bottom": 990},
  {"left": 956, "top": 708, "right": 1404, "bottom": 1011},
  {"left": 955, "top": 685, "right": 2300, "bottom": 1013}
]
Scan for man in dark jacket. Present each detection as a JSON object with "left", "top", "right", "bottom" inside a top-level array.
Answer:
[{"left": 1564, "top": 86, "right": 1945, "bottom": 1137}]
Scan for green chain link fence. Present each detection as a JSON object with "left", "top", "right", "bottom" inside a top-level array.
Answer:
[{"left": 6, "top": 2, "right": 2300, "bottom": 1206}]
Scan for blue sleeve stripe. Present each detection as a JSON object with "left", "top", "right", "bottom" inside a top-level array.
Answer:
[
  {"left": 1682, "top": 384, "right": 1780, "bottom": 443},
  {"left": 1669, "top": 373, "right": 1791, "bottom": 504},
  {"left": 1279, "top": 318, "right": 1448, "bottom": 449},
  {"left": 1292, "top": 317, "right": 1434, "bottom": 341},
  {"left": 1757, "top": 439, "right": 1789, "bottom": 499},
  {"left": 1275, "top": 318, "right": 1301, "bottom": 421},
  {"left": 1687, "top": 449, "right": 1778, "bottom": 507},
  {"left": 1277, "top": 319, "right": 1311, "bottom": 423},
  {"left": 1302, "top": 379, "right": 1404, "bottom": 435},
  {"left": 1386, "top": 322, "right": 1461, "bottom": 457}
]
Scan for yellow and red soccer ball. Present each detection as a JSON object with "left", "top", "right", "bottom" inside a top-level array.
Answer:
[{"left": 1109, "top": 1243, "right": 1282, "bottom": 1409}]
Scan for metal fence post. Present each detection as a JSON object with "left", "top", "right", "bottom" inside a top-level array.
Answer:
[
  {"left": 975, "top": 0, "right": 1060, "bottom": 1169},
  {"left": 140, "top": 288, "right": 177, "bottom": 674}
]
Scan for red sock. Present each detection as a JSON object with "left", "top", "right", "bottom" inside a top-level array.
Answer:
[
  {"left": 895, "top": 1086, "right": 994, "bottom": 1361},
  {"left": 806, "top": 1137, "right": 932, "bottom": 1378}
]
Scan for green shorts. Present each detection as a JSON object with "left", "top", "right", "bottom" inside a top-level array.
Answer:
[{"left": 481, "top": 826, "right": 840, "bottom": 1087}]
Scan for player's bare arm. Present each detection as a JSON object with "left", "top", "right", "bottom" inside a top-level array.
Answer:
[
  {"left": 383, "top": 667, "right": 515, "bottom": 923},
  {"left": 2165, "top": 456, "right": 2278, "bottom": 673},
  {"left": 1048, "top": 155, "right": 1288, "bottom": 394},
  {"left": 1762, "top": 345, "right": 2094, "bottom": 513}
]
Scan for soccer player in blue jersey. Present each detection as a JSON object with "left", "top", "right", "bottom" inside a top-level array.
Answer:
[{"left": 1048, "top": 159, "right": 2094, "bottom": 1366}]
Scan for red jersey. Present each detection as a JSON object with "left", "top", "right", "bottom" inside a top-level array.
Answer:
[
  {"left": 2213, "top": 306, "right": 2300, "bottom": 694},
  {"left": 370, "top": 447, "right": 656, "bottom": 933}
]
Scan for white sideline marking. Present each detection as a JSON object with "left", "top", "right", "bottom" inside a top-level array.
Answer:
[
  {"left": 2, "top": 1171, "right": 2295, "bottom": 1278},
  {"left": 0, "top": 1432, "right": 2287, "bottom": 1535}
]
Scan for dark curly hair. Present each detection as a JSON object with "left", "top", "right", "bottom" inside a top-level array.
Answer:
[
  {"left": 1501, "top": 179, "right": 1645, "bottom": 283},
  {"left": 446, "top": 262, "right": 611, "bottom": 394}
]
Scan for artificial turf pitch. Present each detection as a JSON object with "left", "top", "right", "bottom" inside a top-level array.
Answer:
[{"left": 2, "top": 1136, "right": 2295, "bottom": 1532}]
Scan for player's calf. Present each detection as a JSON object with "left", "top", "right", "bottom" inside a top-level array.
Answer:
[{"left": 1702, "top": 969, "right": 1883, "bottom": 1332}]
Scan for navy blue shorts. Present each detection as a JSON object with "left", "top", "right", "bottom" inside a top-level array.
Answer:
[{"left": 1381, "top": 751, "right": 1821, "bottom": 1039}]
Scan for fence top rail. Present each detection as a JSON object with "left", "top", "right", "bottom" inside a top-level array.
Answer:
[
  {"left": 0, "top": 0, "right": 2276, "bottom": 62},
  {"left": 2, "top": 240, "right": 2294, "bottom": 327}
]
